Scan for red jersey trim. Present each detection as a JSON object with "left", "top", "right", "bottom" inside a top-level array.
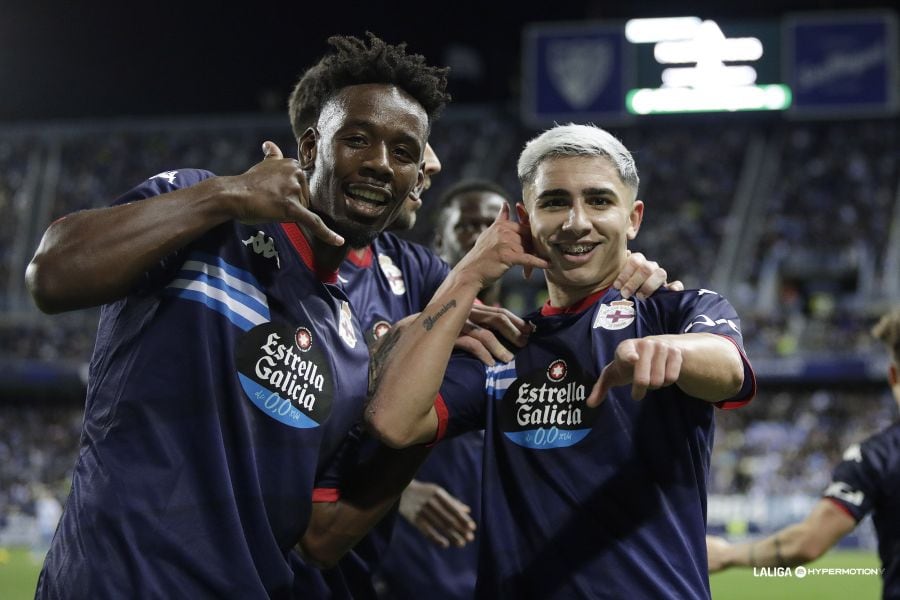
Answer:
[
  {"left": 714, "top": 334, "right": 757, "bottom": 410},
  {"left": 427, "top": 393, "right": 450, "bottom": 447},
  {"left": 540, "top": 287, "right": 610, "bottom": 316},
  {"left": 824, "top": 496, "right": 859, "bottom": 521},
  {"left": 346, "top": 246, "right": 374, "bottom": 268},
  {"left": 312, "top": 488, "right": 340, "bottom": 503},
  {"left": 280, "top": 222, "right": 339, "bottom": 284}
]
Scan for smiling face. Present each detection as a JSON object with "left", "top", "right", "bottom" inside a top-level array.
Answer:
[
  {"left": 523, "top": 155, "right": 643, "bottom": 306},
  {"left": 300, "top": 83, "right": 428, "bottom": 248}
]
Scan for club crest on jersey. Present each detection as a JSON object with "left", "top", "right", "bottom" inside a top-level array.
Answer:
[
  {"left": 295, "top": 327, "right": 313, "bottom": 352},
  {"left": 497, "top": 358, "right": 599, "bottom": 450},
  {"left": 235, "top": 322, "right": 334, "bottom": 429},
  {"left": 242, "top": 231, "right": 281, "bottom": 268},
  {"left": 593, "top": 300, "right": 635, "bottom": 331},
  {"left": 338, "top": 301, "right": 358, "bottom": 348},
  {"left": 378, "top": 254, "right": 406, "bottom": 295}
]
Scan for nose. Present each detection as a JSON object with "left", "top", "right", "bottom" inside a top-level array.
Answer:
[
  {"left": 562, "top": 202, "right": 590, "bottom": 236},
  {"left": 423, "top": 143, "right": 442, "bottom": 177},
  {"left": 360, "top": 142, "right": 394, "bottom": 183}
]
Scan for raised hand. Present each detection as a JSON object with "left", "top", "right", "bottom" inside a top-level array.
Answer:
[
  {"left": 454, "top": 202, "right": 549, "bottom": 290},
  {"left": 228, "top": 141, "right": 344, "bottom": 246}
]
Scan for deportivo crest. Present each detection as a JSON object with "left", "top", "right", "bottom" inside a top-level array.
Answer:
[
  {"left": 242, "top": 231, "right": 281, "bottom": 268},
  {"left": 378, "top": 254, "right": 406, "bottom": 295},
  {"left": 593, "top": 300, "right": 635, "bottom": 330},
  {"left": 235, "top": 322, "right": 334, "bottom": 428},
  {"left": 338, "top": 301, "right": 358, "bottom": 348},
  {"left": 497, "top": 358, "right": 599, "bottom": 450}
]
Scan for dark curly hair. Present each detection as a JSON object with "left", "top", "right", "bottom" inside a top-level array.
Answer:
[
  {"left": 437, "top": 179, "right": 511, "bottom": 212},
  {"left": 288, "top": 32, "right": 450, "bottom": 140}
]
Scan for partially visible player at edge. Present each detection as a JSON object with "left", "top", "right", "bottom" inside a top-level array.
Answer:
[
  {"left": 25, "top": 33, "right": 450, "bottom": 598},
  {"left": 707, "top": 307, "right": 900, "bottom": 599},
  {"left": 365, "top": 123, "right": 757, "bottom": 599}
]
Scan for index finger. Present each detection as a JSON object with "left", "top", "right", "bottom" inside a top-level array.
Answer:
[{"left": 288, "top": 204, "right": 345, "bottom": 246}]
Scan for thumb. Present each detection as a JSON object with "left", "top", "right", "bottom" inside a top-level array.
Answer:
[
  {"left": 515, "top": 202, "right": 536, "bottom": 279},
  {"left": 262, "top": 141, "right": 284, "bottom": 160},
  {"left": 494, "top": 201, "right": 510, "bottom": 223}
]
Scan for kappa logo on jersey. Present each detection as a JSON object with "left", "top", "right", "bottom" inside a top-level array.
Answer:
[
  {"left": 824, "top": 481, "right": 865, "bottom": 506},
  {"left": 235, "top": 322, "right": 334, "bottom": 429},
  {"left": 338, "top": 301, "right": 358, "bottom": 348},
  {"left": 378, "top": 254, "right": 407, "bottom": 295},
  {"left": 150, "top": 170, "right": 178, "bottom": 184},
  {"left": 593, "top": 300, "right": 635, "bottom": 330},
  {"left": 242, "top": 231, "right": 281, "bottom": 268},
  {"left": 494, "top": 358, "right": 599, "bottom": 450},
  {"left": 683, "top": 313, "right": 740, "bottom": 334},
  {"left": 842, "top": 443, "right": 863, "bottom": 463}
]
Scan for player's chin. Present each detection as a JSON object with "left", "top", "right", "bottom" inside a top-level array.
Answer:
[{"left": 331, "top": 218, "right": 381, "bottom": 249}]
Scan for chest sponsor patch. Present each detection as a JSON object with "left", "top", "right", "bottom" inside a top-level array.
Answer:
[
  {"left": 593, "top": 300, "right": 635, "bottom": 330},
  {"left": 235, "top": 322, "right": 334, "bottom": 428},
  {"left": 378, "top": 254, "right": 407, "bottom": 295},
  {"left": 498, "top": 358, "right": 600, "bottom": 449}
]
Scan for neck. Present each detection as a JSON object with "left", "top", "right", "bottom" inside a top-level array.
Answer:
[
  {"left": 349, "top": 246, "right": 371, "bottom": 261},
  {"left": 546, "top": 275, "right": 618, "bottom": 308}
]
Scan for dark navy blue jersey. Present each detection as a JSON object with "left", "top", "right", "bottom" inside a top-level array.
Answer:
[
  {"left": 340, "top": 232, "right": 450, "bottom": 344},
  {"left": 377, "top": 430, "right": 484, "bottom": 600},
  {"left": 437, "top": 287, "right": 755, "bottom": 600},
  {"left": 37, "top": 169, "right": 371, "bottom": 599},
  {"left": 825, "top": 422, "right": 900, "bottom": 598},
  {"left": 291, "top": 234, "right": 451, "bottom": 598}
]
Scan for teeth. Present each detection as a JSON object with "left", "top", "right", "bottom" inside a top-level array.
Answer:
[
  {"left": 560, "top": 244, "right": 596, "bottom": 255},
  {"left": 348, "top": 186, "right": 389, "bottom": 204}
]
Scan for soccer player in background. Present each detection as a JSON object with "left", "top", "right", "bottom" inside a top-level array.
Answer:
[
  {"left": 25, "top": 33, "right": 450, "bottom": 598},
  {"left": 366, "top": 123, "right": 756, "bottom": 599},
  {"left": 706, "top": 307, "right": 900, "bottom": 598}
]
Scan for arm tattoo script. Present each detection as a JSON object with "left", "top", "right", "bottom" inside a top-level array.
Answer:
[{"left": 422, "top": 300, "right": 457, "bottom": 331}]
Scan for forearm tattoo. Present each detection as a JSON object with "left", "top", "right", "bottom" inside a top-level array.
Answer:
[
  {"left": 368, "top": 327, "right": 403, "bottom": 396},
  {"left": 422, "top": 300, "right": 457, "bottom": 331}
]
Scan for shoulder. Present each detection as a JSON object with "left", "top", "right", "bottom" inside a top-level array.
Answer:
[
  {"left": 374, "top": 233, "right": 443, "bottom": 263},
  {"left": 113, "top": 168, "right": 217, "bottom": 205}
]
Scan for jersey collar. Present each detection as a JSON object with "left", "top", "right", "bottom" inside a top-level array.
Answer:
[
  {"left": 540, "top": 287, "right": 611, "bottom": 316},
  {"left": 279, "top": 222, "right": 339, "bottom": 284}
]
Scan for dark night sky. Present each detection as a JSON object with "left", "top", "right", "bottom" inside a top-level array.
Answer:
[{"left": 1, "top": 0, "right": 895, "bottom": 122}]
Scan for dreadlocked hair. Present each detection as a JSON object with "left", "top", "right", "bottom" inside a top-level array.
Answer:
[{"left": 288, "top": 32, "right": 450, "bottom": 140}]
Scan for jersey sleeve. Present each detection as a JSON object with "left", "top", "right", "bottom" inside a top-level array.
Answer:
[
  {"left": 109, "top": 169, "right": 218, "bottom": 294},
  {"left": 823, "top": 438, "right": 881, "bottom": 522},
  {"left": 418, "top": 251, "right": 451, "bottom": 306},
  {"left": 672, "top": 289, "right": 756, "bottom": 409},
  {"left": 432, "top": 352, "right": 488, "bottom": 444},
  {"left": 313, "top": 423, "right": 366, "bottom": 502}
]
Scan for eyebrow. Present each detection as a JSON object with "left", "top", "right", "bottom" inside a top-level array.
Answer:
[
  {"left": 338, "top": 118, "right": 422, "bottom": 149},
  {"left": 537, "top": 187, "right": 618, "bottom": 199}
]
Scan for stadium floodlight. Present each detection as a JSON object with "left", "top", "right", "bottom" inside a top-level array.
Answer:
[
  {"left": 661, "top": 65, "right": 758, "bottom": 87},
  {"left": 625, "top": 17, "right": 702, "bottom": 43},
  {"left": 626, "top": 84, "right": 792, "bottom": 114}
]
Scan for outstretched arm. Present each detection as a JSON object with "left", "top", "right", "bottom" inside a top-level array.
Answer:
[
  {"left": 366, "top": 203, "right": 548, "bottom": 448},
  {"left": 26, "top": 141, "right": 342, "bottom": 313},
  {"left": 587, "top": 333, "right": 745, "bottom": 407},
  {"left": 707, "top": 499, "right": 856, "bottom": 572}
]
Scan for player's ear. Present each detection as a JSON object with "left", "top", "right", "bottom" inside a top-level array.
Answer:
[
  {"left": 626, "top": 199, "right": 644, "bottom": 240},
  {"left": 298, "top": 127, "right": 319, "bottom": 170}
]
